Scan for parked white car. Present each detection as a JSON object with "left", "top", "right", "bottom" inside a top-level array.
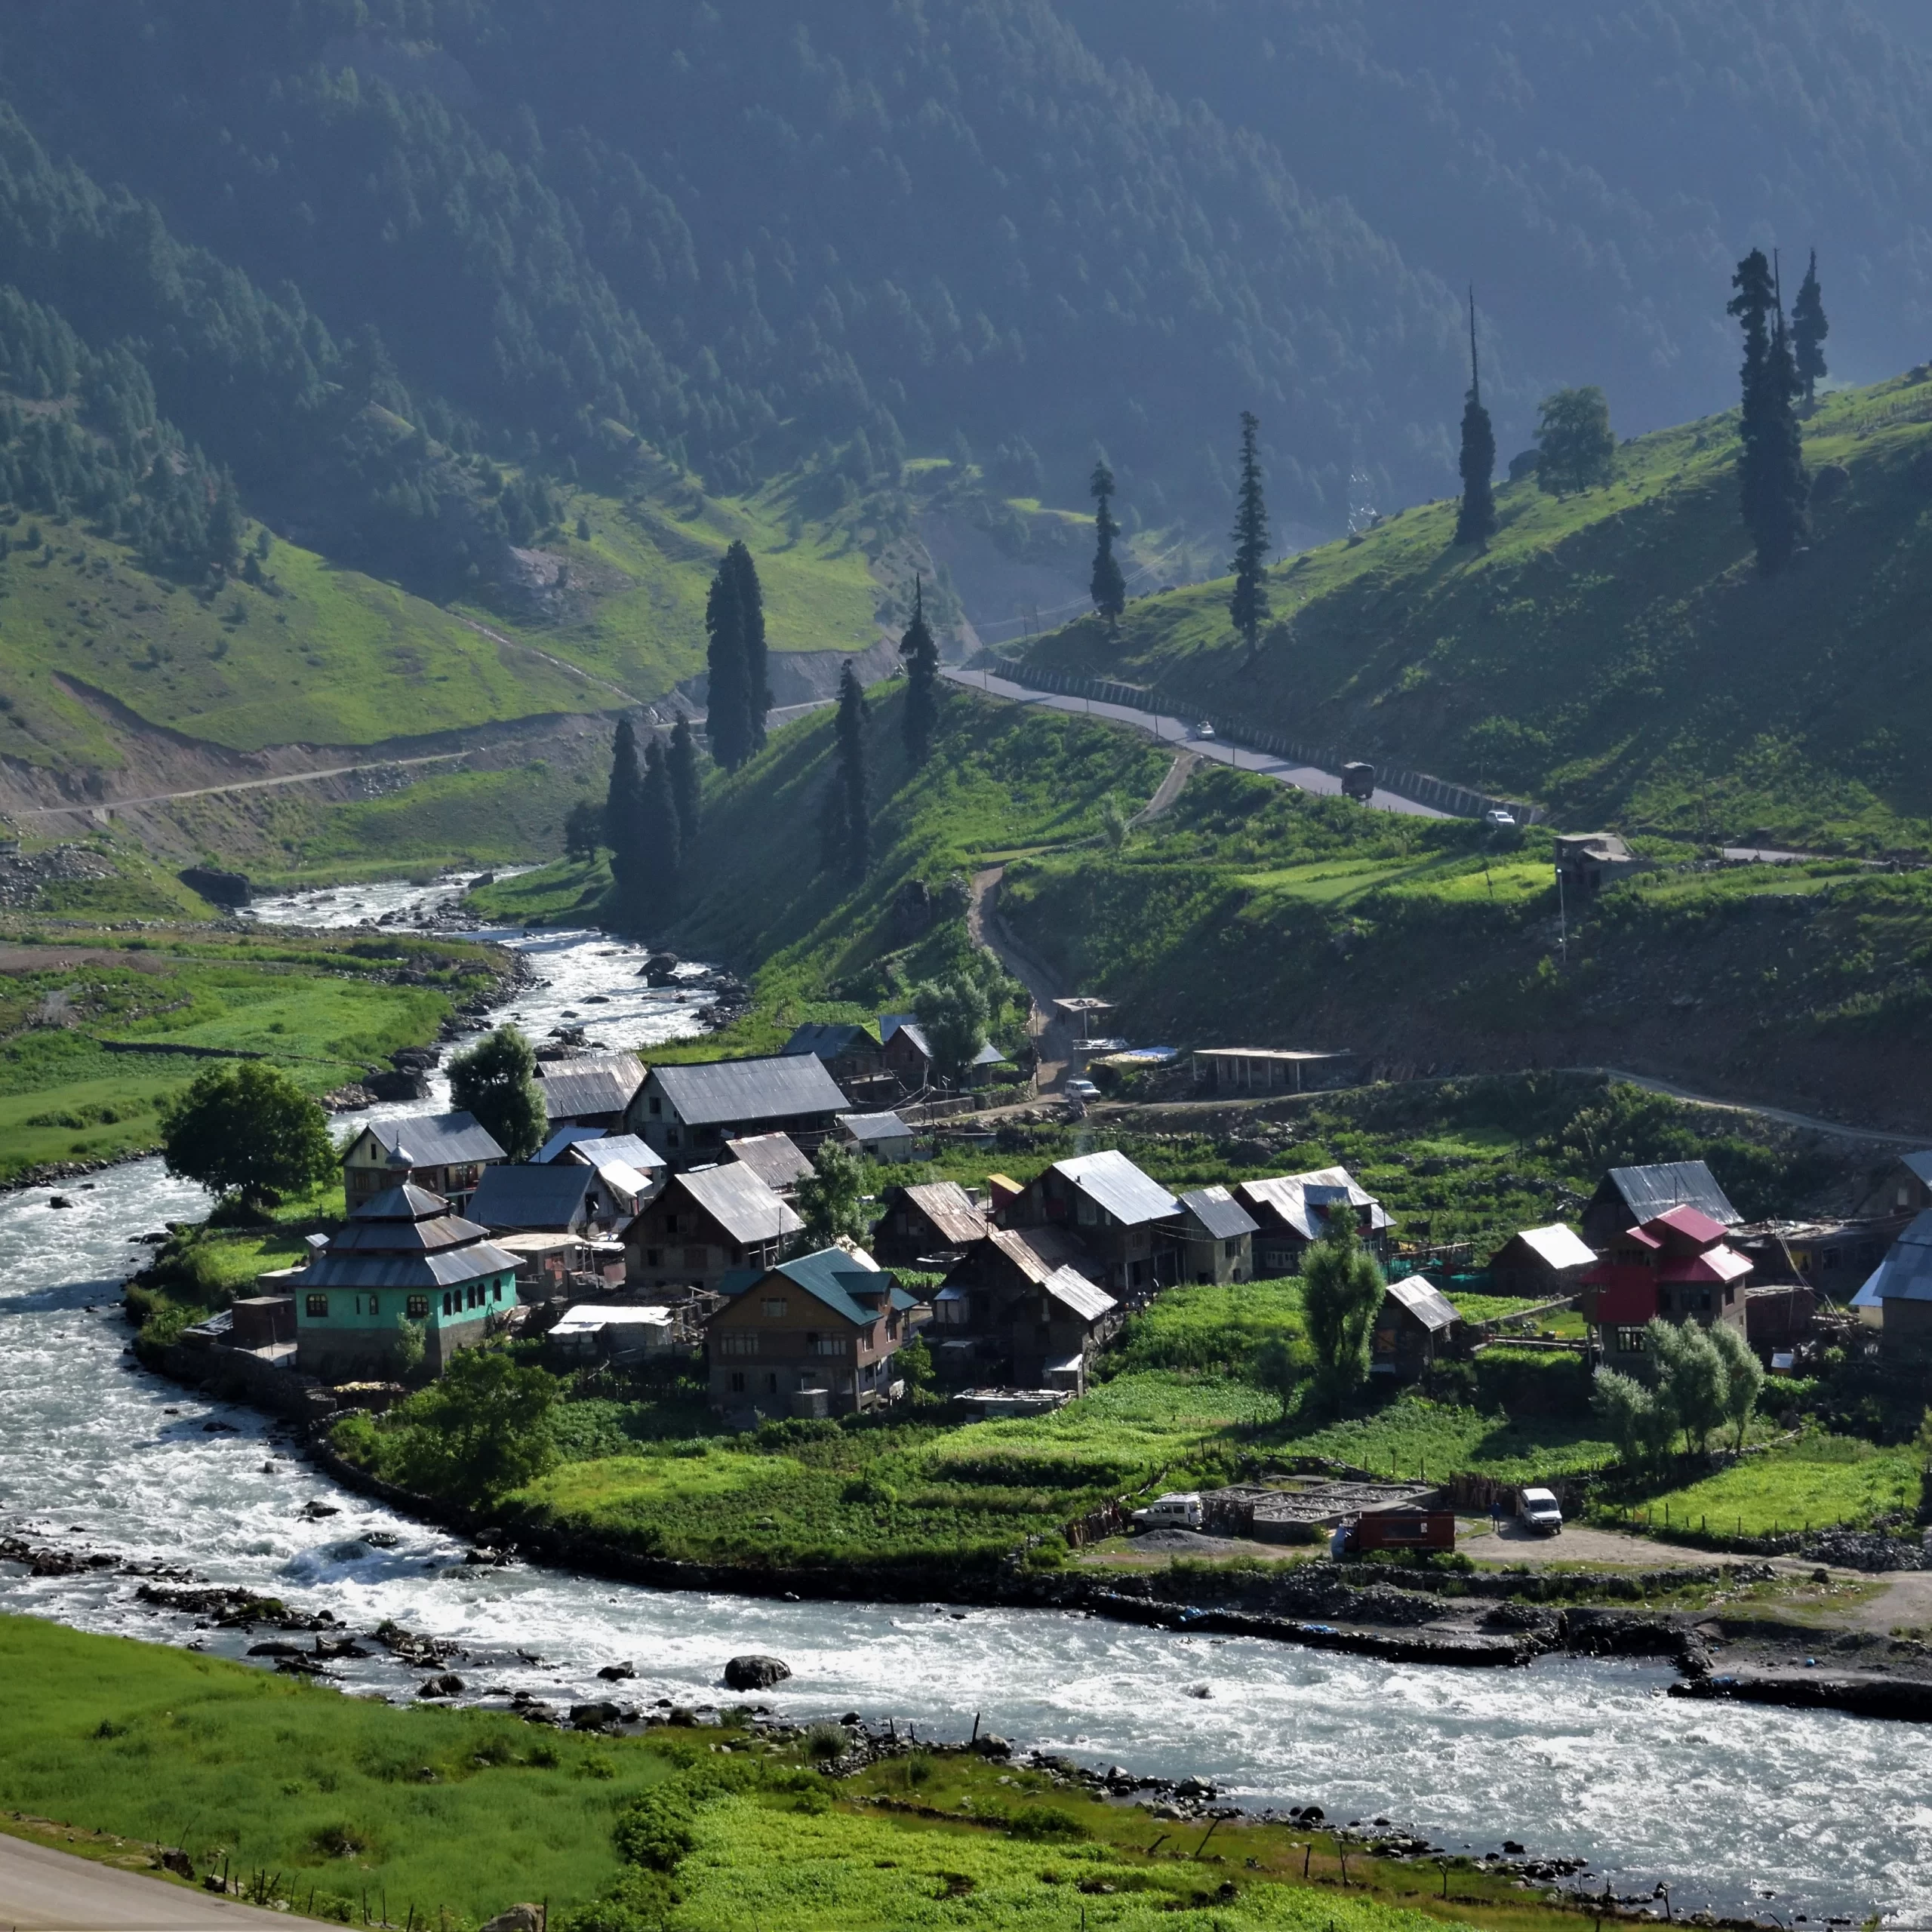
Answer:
[
  {"left": 1194, "top": 720, "right": 1216, "bottom": 740},
  {"left": 1131, "top": 1491, "right": 1204, "bottom": 1531},
  {"left": 1517, "top": 1486, "right": 1564, "bottom": 1534},
  {"left": 1063, "top": 1078, "right": 1101, "bottom": 1102},
  {"left": 1484, "top": 808, "right": 1517, "bottom": 830}
]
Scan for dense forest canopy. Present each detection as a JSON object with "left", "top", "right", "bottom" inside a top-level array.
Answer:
[{"left": 0, "top": 0, "right": 1925, "bottom": 587}]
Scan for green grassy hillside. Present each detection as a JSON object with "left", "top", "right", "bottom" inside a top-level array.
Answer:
[{"left": 1016, "top": 369, "right": 1932, "bottom": 852}]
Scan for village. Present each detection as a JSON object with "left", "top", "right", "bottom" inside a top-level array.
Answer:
[{"left": 157, "top": 992, "right": 1932, "bottom": 1567}]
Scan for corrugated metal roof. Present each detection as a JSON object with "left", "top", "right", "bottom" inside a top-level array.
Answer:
[
  {"left": 552, "top": 1305, "right": 674, "bottom": 1336},
  {"left": 978, "top": 1225, "right": 1100, "bottom": 1286},
  {"left": 678, "top": 1163, "right": 804, "bottom": 1245},
  {"left": 653, "top": 1054, "right": 847, "bottom": 1127},
  {"left": 1900, "top": 1152, "right": 1932, "bottom": 1187},
  {"left": 303, "top": 1241, "right": 521, "bottom": 1291},
  {"left": 724, "top": 1132, "right": 814, "bottom": 1192},
  {"left": 1497, "top": 1224, "right": 1597, "bottom": 1272},
  {"left": 1649, "top": 1204, "right": 1730, "bottom": 1247},
  {"left": 571, "top": 1133, "right": 664, "bottom": 1174},
  {"left": 468, "top": 1163, "right": 600, "bottom": 1232},
  {"left": 891, "top": 1181, "right": 986, "bottom": 1248},
  {"left": 781, "top": 1020, "right": 876, "bottom": 1058},
  {"left": 1236, "top": 1167, "right": 1390, "bottom": 1240},
  {"left": 1604, "top": 1161, "right": 1741, "bottom": 1227},
  {"left": 879, "top": 1014, "right": 933, "bottom": 1059},
  {"left": 1385, "top": 1275, "right": 1460, "bottom": 1332},
  {"left": 1855, "top": 1209, "right": 1932, "bottom": 1305},
  {"left": 1039, "top": 1265, "right": 1118, "bottom": 1324},
  {"left": 1051, "top": 1149, "right": 1179, "bottom": 1226},
  {"left": 1179, "top": 1185, "right": 1259, "bottom": 1241},
  {"left": 536, "top": 1054, "right": 645, "bottom": 1121},
  {"left": 537, "top": 1124, "right": 608, "bottom": 1164},
  {"left": 718, "top": 1246, "right": 917, "bottom": 1326},
  {"left": 355, "top": 1110, "right": 504, "bottom": 1170},
  {"left": 841, "top": 1110, "right": 913, "bottom": 1142}
]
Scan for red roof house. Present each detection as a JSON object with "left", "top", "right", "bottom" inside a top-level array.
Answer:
[{"left": 1579, "top": 1205, "right": 1752, "bottom": 1367}]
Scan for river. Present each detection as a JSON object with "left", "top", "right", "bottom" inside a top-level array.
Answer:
[{"left": 0, "top": 877, "right": 1925, "bottom": 1922}]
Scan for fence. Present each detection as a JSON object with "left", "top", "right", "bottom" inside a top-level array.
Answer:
[{"left": 999, "top": 662, "right": 1541, "bottom": 825}]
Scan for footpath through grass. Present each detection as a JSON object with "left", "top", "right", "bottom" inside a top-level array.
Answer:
[{"left": 0, "top": 1612, "right": 1601, "bottom": 1932}]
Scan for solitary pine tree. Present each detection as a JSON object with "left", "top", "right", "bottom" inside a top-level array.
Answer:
[
  {"left": 604, "top": 715, "right": 645, "bottom": 911},
  {"left": 1454, "top": 288, "right": 1498, "bottom": 548},
  {"left": 704, "top": 556, "right": 754, "bottom": 770},
  {"left": 1729, "top": 248, "right": 1809, "bottom": 575},
  {"left": 900, "top": 575, "right": 940, "bottom": 762},
  {"left": 1228, "top": 411, "right": 1270, "bottom": 662},
  {"left": 667, "top": 715, "right": 701, "bottom": 851},
  {"left": 833, "top": 659, "right": 871, "bottom": 879},
  {"left": 638, "top": 737, "right": 682, "bottom": 912},
  {"left": 1089, "top": 460, "right": 1126, "bottom": 629},
  {"left": 725, "top": 540, "right": 771, "bottom": 755},
  {"left": 1792, "top": 248, "right": 1829, "bottom": 407}
]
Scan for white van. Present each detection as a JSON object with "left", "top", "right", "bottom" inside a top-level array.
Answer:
[
  {"left": 1131, "top": 1491, "right": 1204, "bottom": 1531},
  {"left": 1517, "top": 1486, "right": 1564, "bottom": 1535}
]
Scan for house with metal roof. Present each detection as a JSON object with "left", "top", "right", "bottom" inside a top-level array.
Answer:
[
  {"left": 535, "top": 1124, "right": 610, "bottom": 1164},
  {"left": 1577, "top": 1204, "right": 1753, "bottom": 1369},
  {"left": 722, "top": 1131, "right": 814, "bottom": 1198},
  {"left": 1234, "top": 1167, "right": 1392, "bottom": 1275},
  {"left": 872, "top": 1180, "right": 989, "bottom": 1269},
  {"left": 1853, "top": 1150, "right": 1932, "bottom": 1222},
  {"left": 1851, "top": 1208, "right": 1932, "bottom": 1358},
  {"left": 838, "top": 1109, "right": 915, "bottom": 1163},
  {"left": 625, "top": 1161, "right": 804, "bottom": 1296},
  {"left": 1012, "top": 1264, "right": 1120, "bottom": 1393},
  {"left": 467, "top": 1161, "right": 624, "bottom": 1238},
  {"left": 627, "top": 1054, "right": 847, "bottom": 1166},
  {"left": 1581, "top": 1161, "right": 1740, "bottom": 1248},
  {"left": 536, "top": 1053, "right": 646, "bottom": 1131},
  {"left": 1487, "top": 1223, "right": 1599, "bottom": 1300},
  {"left": 706, "top": 1244, "right": 918, "bottom": 1419},
  {"left": 1373, "top": 1275, "right": 1463, "bottom": 1380},
  {"left": 877, "top": 1014, "right": 935, "bottom": 1091},
  {"left": 340, "top": 1110, "right": 505, "bottom": 1214},
  {"left": 780, "top": 1020, "right": 884, "bottom": 1088},
  {"left": 294, "top": 1183, "right": 519, "bottom": 1381},
  {"left": 933, "top": 1224, "right": 1115, "bottom": 1387},
  {"left": 1177, "top": 1186, "right": 1258, "bottom": 1284},
  {"left": 1001, "top": 1149, "right": 1182, "bottom": 1294}
]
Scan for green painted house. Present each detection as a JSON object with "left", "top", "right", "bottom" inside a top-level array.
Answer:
[{"left": 294, "top": 1183, "right": 520, "bottom": 1383}]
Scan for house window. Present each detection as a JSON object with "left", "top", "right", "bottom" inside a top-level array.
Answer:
[
  {"left": 645, "top": 1249, "right": 661, "bottom": 1268},
  {"left": 442, "top": 1291, "right": 454, "bottom": 1316},
  {"left": 762, "top": 1297, "right": 789, "bottom": 1318},
  {"left": 668, "top": 1128, "right": 680, "bottom": 1147},
  {"left": 718, "top": 1332, "right": 758, "bottom": 1357},
  {"left": 1224, "top": 1240, "right": 1239, "bottom": 1258},
  {"left": 492, "top": 1281, "right": 503, "bottom": 1303},
  {"left": 306, "top": 1294, "right": 328, "bottom": 1318},
  {"left": 1075, "top": 1197, "right": 1097, "bottom": 1226},
  {"left": 730, "top": 1371, "right": 745, "bottom": 1392},
  {"left": 1614, "top": 1326, "right": 1647, "bottom": 1353},
  {"left": 407, "top": 1295, "right": 429, "bottom": 1319},
  {"left": 368, "top": 1294, "right": 380, "bottom": 1318},
  {"left": 648, "top": 1096, "right": 662, "bottom": 1116}
]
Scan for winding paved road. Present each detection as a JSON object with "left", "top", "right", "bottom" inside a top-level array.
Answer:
[{"left": 0, "top": 1831, "right": 309, "bottom": 1929}]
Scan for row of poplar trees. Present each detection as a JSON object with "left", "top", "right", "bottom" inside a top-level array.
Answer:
[{"left": 1454, "top": 254, "right": 1828, "bottom": 576}]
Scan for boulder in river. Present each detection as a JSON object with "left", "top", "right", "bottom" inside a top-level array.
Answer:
[
  {"left": 571, "top": 1700, "right": 629, "bottom": 1730},
  {"left": 724, "top": 1654, "right": 792, "bottom": 1690},
  {"left": 417, "top": 1672, "right": 466, "bottom": 1699},
  {"left": 597, "top": 1661, "right": 636, "bottom": 1681}
]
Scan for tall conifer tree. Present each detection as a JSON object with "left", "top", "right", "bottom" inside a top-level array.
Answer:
[
  {"left": 1729, "top": 248, "right": 1809, "bottom": 576},
  {"left": 604, "top": 715, "right": 644, "bottom": 914},
  {"left": 1454, "top": 288, "right": 1498, "bottom": 549},
  {"left": 1228, "top": 411, "right": 1270, "bottom": 663},
  {"left": 833, "top": 660, "right": 870, "bottom": 879},
  {"left": 1792, "top": 249, "right": 1829, "bottom": 407},
  {"left": 704, "top": 555, "right": 753, "bottom": 770},
  {"left": 900, "top": 575, "right": 940, "bottom": 762},
  {"left": 1089, "top": 460, "right": 1126, "bottom": 629},
  {"left": 667, "top": 715, "right": 701, "bottom": 850},
  {"left": 638, "top": 736, "right": 681, "bottom": 912},
  {"left": 725, "top": 540, "right": 770, "bottom": 754}
]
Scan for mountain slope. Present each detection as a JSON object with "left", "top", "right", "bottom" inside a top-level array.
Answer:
[{"left": 1014, "top": 367, "right": 1932, "bottom": 850}]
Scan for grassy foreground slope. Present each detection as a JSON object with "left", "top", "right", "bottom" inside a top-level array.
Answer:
[{"left": 1017, "top": 369, "right": 1932, "bottom": 851}]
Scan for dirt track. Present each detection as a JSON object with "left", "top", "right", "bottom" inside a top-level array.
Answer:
[{"left": 0, "top": 1829, "right": 309, "bottom": 1928}]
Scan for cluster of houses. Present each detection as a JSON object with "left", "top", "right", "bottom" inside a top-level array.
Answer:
[{"left": 205, "top": 1030, "right": 1932, "bottom": 1423}]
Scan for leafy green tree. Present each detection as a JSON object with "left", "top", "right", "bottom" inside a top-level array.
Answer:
[
  {"left": 563, "top": 797, "right": 603, "bottom": 863},
  {"left": 1454, "top": 288, "right": 1497, "bottom": 548},
  {"left": 1647, "top": 1317, "right": 1727, "bottom": 1456},
  {"left": 448, "top": 1025, "right": 547, "bottom": 1162},
  {"left": 1592, "top": 1365, "right": 1672, "bottom": 1470},
  {"left": 1298, "top": 1219, "right": 1384, "bottom": 1396},
  {"left": 392, "top": 1312, "right": 426, "bottom": 1382},
  {"left": 158, "top": 1060, "right": 335, "bottom": 1208},
  {"left": 394, "top": 1348, "right": 558, "bottom": 1503},
  {"left": 1728, "top": 248, "right": 1809, "bottom": 574},
  {"left": 668, "top": 715, "right": 701, "bottom": 851},
  {"left": 913, "top": 973, "right": 991, "bottom": 1085},
  {"left": 1534, "top": 386, "right": 1616, "bottom": 496},
  {"left": 897, "top": 1329, "right": 936, "bottom": 1396},
  {"left": 900, "top": 576, "right": 940, "bottom": 762},
  {"left": 1252, "top": 1334, "right": 1311, "bottom": 1417},
  {"left": 704, "top": 553, "right": 754, "bottom": 771},
  {"left": 1792, "top": 249, "right": 1829, "bottom": 406},
  {"left": 1089, "top": 459, "right": 1125, "bottom": 629},
  {"left": 1228, "top": 411, "right": 1271, "bottom": 661},
  {"left": 791, "top": 1140, "right": 869, "bottom": 1254},
  {"left": 604, "top": 717, "right": 645, "bottom": 909},
  {"left": 833, "top": 659, "right": 871, "bottom": 879},
  {"left": 638, "top": 736, "right": 682, "bottom": 913},
  {"left": 1706, "top": 1320, "right": 1764, "bottom": 1453},
  {"left": 1100, "top": 794, "right": 1131, "bottom": 850}
]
